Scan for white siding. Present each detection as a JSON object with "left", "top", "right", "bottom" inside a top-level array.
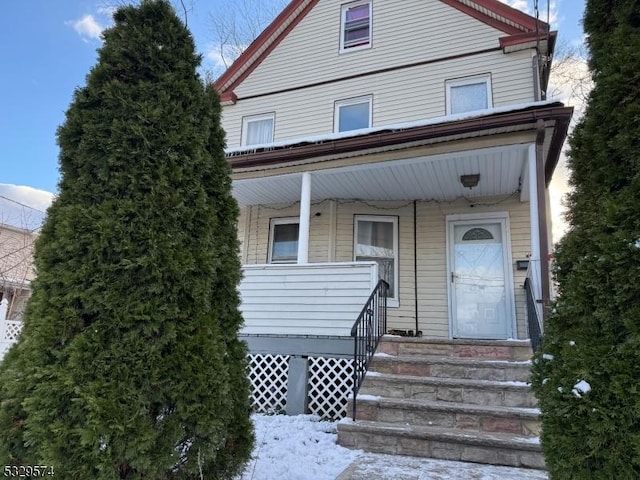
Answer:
[
  {"left": 240, "top": 197, "right": 532, "bottom": 338},
  {"left": 239, "top": 262, "right": 378, "bottom": 335},
  {"left": 221, "top": 0, "right": 537, "bottom": 147},
  {"left": 222, "top": 48, "right": 535, "bottom": 147},
  {"left": 236, "top": 0, "right": 503, "bottom": 97}
]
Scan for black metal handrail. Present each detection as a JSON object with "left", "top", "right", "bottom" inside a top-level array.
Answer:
[
  {"left": 350, "top": 279, "right": 389, "bottom": 420},
  {"left": 524, "top": 277, "right": 543, "bottom": 352}
]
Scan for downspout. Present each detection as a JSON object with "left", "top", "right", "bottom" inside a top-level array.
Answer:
[
  {"left": 535, "top": 119, "right": 551, "bottom": 319},
  {"left": 413, "top": 200, "right": 419, "bottom": 336}
]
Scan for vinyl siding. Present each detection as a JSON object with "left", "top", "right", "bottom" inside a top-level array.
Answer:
[
  {"left": 239, "top": 262, "right": 378, "bottom": 336},
  {"left": 239, "top": 197, "right": 533, "bottom": 339},
  {"left": 221, "top": 0, "right": 537, "bottom": 147},
  {"left": 222, "top": 48, "right": 535, "bottom": 147},
  {"left": 235, "top": 0, "right": 504, "bottom": 97}
]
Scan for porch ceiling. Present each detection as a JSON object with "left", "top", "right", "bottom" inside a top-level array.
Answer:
[{"left": 232, "top": 144, "right": 530, "bottom": 207}]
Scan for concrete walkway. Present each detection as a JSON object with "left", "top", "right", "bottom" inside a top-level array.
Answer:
[{"left": 336, "top": 453, "right": 548, "bottom": 480}]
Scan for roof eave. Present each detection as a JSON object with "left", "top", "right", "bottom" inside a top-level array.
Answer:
[{"left": 226, "top": 104, "right": 573, "bottom": 184}]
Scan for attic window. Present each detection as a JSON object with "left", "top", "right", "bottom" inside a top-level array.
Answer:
[{"left": 340, "top": 1, "right": 371, "bottom": 52}]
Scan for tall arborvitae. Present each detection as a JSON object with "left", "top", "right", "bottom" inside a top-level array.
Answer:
[
  {"left": 0, "top": 1, "right": 253, "bottom": 478},
  {"left": 531, "top": 1, "right": 640, "bottom": 478}
]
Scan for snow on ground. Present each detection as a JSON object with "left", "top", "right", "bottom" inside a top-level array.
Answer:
[
  {"left": 239, "top": 414, "right": 359, "bottom": 480},
  {"left": 238, "top": 414, "right": 548, "bottom": 480}
]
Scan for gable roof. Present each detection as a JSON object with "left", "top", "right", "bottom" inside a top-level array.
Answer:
[{"left": 214, "top": 0, "right": 552, "bottom": 104}]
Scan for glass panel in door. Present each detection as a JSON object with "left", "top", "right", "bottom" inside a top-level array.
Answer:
[{"left": 452, "top": 223, "right": 510, "bottom": 338}]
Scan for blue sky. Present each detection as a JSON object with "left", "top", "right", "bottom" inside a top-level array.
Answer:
[{"left": 0, "top": 0, "right": 586, "bottom": 209}]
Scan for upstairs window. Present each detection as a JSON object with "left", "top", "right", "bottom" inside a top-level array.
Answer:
[
  {"left": 241, "top": 113, "right": 275, "bottom": 146},
  {"left": 446, "top": 74, "right": 493, "bottom": 115},
  {"left": 340, "top": 1, "right": 372, "bottom": 52},
  {"left": 335, "top": 96, "right": 372, "bottom": 132},
  {"left": 269, "top": 217, "right": 299, "bottom": 263}
]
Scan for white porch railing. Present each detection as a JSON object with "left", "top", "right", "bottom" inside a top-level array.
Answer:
[
  {"left": 239, "top": 262, "right": 379, "bottom": 336},
  {"left": 0, "top": 298, "right": 23, "bottom": 359}
]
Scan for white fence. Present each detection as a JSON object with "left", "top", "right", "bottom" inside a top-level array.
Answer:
[
  {"left": 0, "top": 298, "right": 23, "bottom": 359},
  {"left": 239, "top": 262, "right": 378, "bottom": 336}
]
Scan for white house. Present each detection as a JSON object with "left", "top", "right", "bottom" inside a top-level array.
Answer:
[{"left": 215, "top": 0, "right": 571, "bottom": 467}]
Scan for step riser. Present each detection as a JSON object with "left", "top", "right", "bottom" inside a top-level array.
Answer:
[
  {"left": 370, "top": 359, "right": 531, "bottom": 382},
  {"left": 337, "top": 429, "right": 545, "bottom": 470},
  {"left": 359, "top": 379, "right": 537, "bottom": 408},
  {"left": 379, "top": 341, "right": 533, "bottom": 361},
  {"left": 352, "top": 402, "right": 540, "bottom": 437}
]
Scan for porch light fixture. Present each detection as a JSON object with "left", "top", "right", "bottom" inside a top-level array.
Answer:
[{"left": 460, "top": 174, "right": 480, "bottom": 189}]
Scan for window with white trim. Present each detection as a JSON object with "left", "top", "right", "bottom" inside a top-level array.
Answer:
[
  {"left": 335, "top": 96, "right": 372, "bottom": 132},
  {"left": 340, "top": 1, "right": 372, "bottom": 52},
  {"left": 354, "top": 215, "right": 399, "bottom": 305},
  {"left": 445, "top": 74, "right": 493, "bottom": 115},
  {"left": 269, "top": 217, "right": 299, "bottom": 263},
  {"left": 241, "top": 113, "right": 275, "bottom": 146}
]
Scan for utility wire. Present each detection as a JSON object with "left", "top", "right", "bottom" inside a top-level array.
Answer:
[{"left": 0, "top": 195, "right": 47, "bottom": 214}]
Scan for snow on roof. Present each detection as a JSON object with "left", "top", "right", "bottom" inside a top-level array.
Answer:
[{"left": 225, "top": 99, "right": 561, "bottom": 156}]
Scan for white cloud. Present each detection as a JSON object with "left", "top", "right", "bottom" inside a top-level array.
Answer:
[
  {"left": 68, "top": 14, "right": 104, "bottom": 41},
  {"left": 0, "top": 184, "right": 55, "bottom": 231}
]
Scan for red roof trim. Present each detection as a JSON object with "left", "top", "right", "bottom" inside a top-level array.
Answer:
[
  {"left": 214, "top": 0, "right": 318, "bottom": 96},
  {"left": 471, "top": 0, "right": 546, "bottom": 32},
  {"left": 215, "top": 0, "right": 549, "bottom": 99},
  {"left": 500, "top": 31, "right": 539, "bottom": 49},
  {"left": 440, "top": 0, "right": 521, "bottom": 35},
  {"left": 227, "top": 104, "right": 573, "bottom": 183}
]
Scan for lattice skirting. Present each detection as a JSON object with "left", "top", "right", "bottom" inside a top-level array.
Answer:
[
  {"left": 1, "top": 321, "right": 23, "bottom": 343},
  {"left": 247, "top": 354, "right": 290, "bottom": 414},
  {"left": 246, "top": 354, "right": 354, "bottom": 420},
  {"left": 307, "top": 356, "right": 354, "bottom": 420}
]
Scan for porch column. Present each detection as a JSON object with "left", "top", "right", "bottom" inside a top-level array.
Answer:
[
  {"left": 528, "top": 143, "right": 544, "bottom": 326},
  {"left": 528, "top": 144, "right": 541, "bottom": 266},
  {"left": 297, "top": 172, "right": 311, "bottom": 264}
]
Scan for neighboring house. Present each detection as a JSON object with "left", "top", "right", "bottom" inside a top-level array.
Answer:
[
  {"left": 0, "top": 223, "right": 35, "bottom": 357},
  {"left": 218, "top": 2, "right": 573, "bottom": 459}
]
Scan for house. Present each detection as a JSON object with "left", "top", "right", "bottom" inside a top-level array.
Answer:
[
  {"left": 0, "top": 222, "right": 35, "bottom": 358},
  {"left": 215, "top": 0, "right": 572, "bottom": 467}
]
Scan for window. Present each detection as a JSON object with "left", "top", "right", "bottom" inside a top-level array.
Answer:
[
  {"left": 241, "top": 113, "right": 275, "bottom": 146},
  {"left": 340, "top": 1, "right": 372, "bottom": 52},
  {"left": 445, "top": 75, "right": 492, "bottom": 115},
  {"left": 269, "top": 217, "right": 299, "bottom": 263},
  {"left": 335, "top": 96, "right": 372, "bottom": 132},
  {"left": 354, "top": 215, "right": 399, "bottom": 305}
]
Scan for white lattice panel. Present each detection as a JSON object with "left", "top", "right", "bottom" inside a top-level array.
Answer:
[
  {"left": 247, "top": 354, "right": 289, "bottom": 414},
  {"left": 307, "top": 357, "right": 354, "bottom": 420},
  {"left": 2, "top": 321, "right": 23, "bottom": 342}
]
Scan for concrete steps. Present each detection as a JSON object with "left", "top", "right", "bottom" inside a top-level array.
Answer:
[{"left": 337, "top": 336, "right": 544, "bottom": 470}]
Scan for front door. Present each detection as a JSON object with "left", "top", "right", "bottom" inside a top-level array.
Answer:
[{"left": 449, "top": 218, "right": 514, "bottom": 339}]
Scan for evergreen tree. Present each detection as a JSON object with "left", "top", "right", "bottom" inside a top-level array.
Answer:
[
  {"left": 0, "top": 1, "right": 253, "bottom": 478},
  {"left": 531, "top": 1, "right": 640, "bottom": 478}
]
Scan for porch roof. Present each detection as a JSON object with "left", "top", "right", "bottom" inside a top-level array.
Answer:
[{"left": 228, "top": 102, "right": 572, "bottom": 208}]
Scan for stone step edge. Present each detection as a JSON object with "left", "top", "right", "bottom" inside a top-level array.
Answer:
[
  {"left": 338, "top": 419, "right": 542, "bottom": 452},
  {"left": 381, "top": 336, "right": 532, "bottom": 348},
  {"left": 352, "top": 396, "right": 541, "bottom": 419},
  {"left": 363, "top": 372, "right": 532, "bottom": 390},
  {"left": 371, "top": 354, "right": 533, "bottom": 368}
]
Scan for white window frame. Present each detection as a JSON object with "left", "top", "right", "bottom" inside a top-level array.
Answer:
[
  {"left": 353, "top": 215, "right": 399, "bottom": 307},
  {"left": 334, "top": 95, "right": 372, "bottom": 133},
  {"left": 340, "top": 1, "right": 372, "bottom": 53},
  {"left": 268, "top": 217, "right": 299, "bottom": 264},
  {"left": 445, "top": 74, "right": 493, "bottom": 115},
  {"left": 241, "top": 112, "right": 275, "bottom": 146}
]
